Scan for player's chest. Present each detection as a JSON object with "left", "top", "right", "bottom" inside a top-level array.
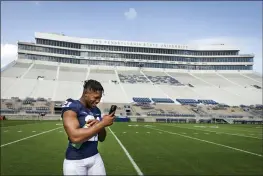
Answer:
[{"left": 78, "top": 110, "right": 100, "bottom": 127}]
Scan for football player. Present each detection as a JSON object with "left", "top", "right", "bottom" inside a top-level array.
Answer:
[{"left": 61, "top": 79, "right": 115, "bottom": 175}]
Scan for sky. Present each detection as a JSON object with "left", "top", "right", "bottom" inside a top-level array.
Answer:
[{"left": 1, "top": 1, "right": 262, "bottom": 73}]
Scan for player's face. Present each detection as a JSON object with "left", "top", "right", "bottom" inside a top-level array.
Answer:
[{"left": 85, "top": 90, "right": 102, "bottom": 108}]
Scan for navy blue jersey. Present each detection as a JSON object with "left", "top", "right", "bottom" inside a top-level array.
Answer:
[{"left": 61, "top": 98, "right": 102, "bottom": 160}]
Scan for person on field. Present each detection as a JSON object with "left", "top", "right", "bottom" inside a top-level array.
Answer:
[{"left": 61, "top": 80, "right": 115, "bottom": 175}]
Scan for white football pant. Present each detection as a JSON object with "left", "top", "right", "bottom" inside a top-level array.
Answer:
[{"left": 63, "top": 153, "right": 106, "bottom": 175}]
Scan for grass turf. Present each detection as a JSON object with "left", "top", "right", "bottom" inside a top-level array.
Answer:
[{"left": 1, "top": 120, "right": 262, "bottom": 175}]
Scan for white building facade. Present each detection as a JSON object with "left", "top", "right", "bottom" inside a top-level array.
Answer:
[{"left": 17, "top": 32, "right": 254, "bottom": 72}]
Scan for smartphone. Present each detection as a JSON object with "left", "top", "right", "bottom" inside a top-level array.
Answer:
[{"left": 108, "top": 105, "right": 117, "bottom": 115}]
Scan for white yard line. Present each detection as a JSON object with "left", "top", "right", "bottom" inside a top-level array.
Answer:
[
  {"left": 220, "top": 128, "right": 262, "bottom": 134},
  {"left": 206, "top": 126, "right": 262, "bottom": 133},
  {"left": 162, "top": 124, "right": 262, "bottom": 140},
  {"left": 108, "top": 127, "right": 144, "bottom": 176},
  {"left": 1, "top": 127, "right": 62, "bottom": 147},
  {"left": 145, "top": 127, "right": 262, "bottom": 157},
  {"left": 0, "top": 122, "right": 47, "bottom": 129}
]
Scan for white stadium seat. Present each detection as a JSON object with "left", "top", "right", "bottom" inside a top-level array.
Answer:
[{"left": 1, "top": 61, "right": 262, "bottom": 106}]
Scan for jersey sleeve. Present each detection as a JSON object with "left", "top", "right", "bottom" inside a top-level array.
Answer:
[{"left": 61, "top": 99, "right": 79, "bottom": 118}]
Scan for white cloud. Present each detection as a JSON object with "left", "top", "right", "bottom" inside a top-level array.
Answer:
[
  {"left": 1, "top": 44, "right": 17, "bottom": 69},
  {"left": 124, "top": 8, "right": 137, "bottom": 20},
  {"left": 188, "top": 37, "right": 262, "bottom": 74}
]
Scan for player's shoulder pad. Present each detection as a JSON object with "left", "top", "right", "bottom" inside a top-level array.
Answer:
[{"left": 61, "top": 98, "right": 80, "bottom": 117}]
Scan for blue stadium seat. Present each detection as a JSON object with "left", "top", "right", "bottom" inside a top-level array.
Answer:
[
  {"left": 198, "top": 99, "right": 218, "bottom": 105},
  {"left": 147, "top": 75, "right": 182, "bottom": 85},
  {"left": 176, "top": 99, "right": 199, "bottom": 105},
  {"left": 118, "top": 74, "right": 150, "bottom": 84},
  {"left": 151, "top": 98, "right": 174, "bottom": 103},
  {"left": 255, "top": 104, "right": 263, "bottom": 109},
  {"left": 133, "top": 97, "right": 151, "bottom": 103},
  {"left": 0, "top": 109, "right": 16, "bottom": 114}
]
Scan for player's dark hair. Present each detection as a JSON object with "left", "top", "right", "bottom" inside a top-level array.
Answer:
[{"left": 83, "top": 80, "right": 104, "bottom": 93}]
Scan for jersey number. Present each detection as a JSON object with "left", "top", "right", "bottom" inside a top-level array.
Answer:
[{"left": 62, "top": 101, "right": 72, "bottom": 108}]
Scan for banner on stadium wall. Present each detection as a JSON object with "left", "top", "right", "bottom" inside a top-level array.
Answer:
[{"left": 114, "top": 117, "right": 130, "bottom": 122}]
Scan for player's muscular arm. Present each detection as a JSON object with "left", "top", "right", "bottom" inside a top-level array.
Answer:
[{"left": 63, "top": 110, "right": 107, "bottom": 143}]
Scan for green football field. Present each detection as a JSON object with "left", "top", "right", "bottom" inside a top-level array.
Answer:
[{"left": 1, "top": 120, "right": 262, "bottom": 175}]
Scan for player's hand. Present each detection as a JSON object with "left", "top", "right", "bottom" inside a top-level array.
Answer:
[
  {"left": 101, "top": 112, "right": 115, "bottom": 127},
  {"left": 86, "top": 119, "right": 99, "bottom": 127}
]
